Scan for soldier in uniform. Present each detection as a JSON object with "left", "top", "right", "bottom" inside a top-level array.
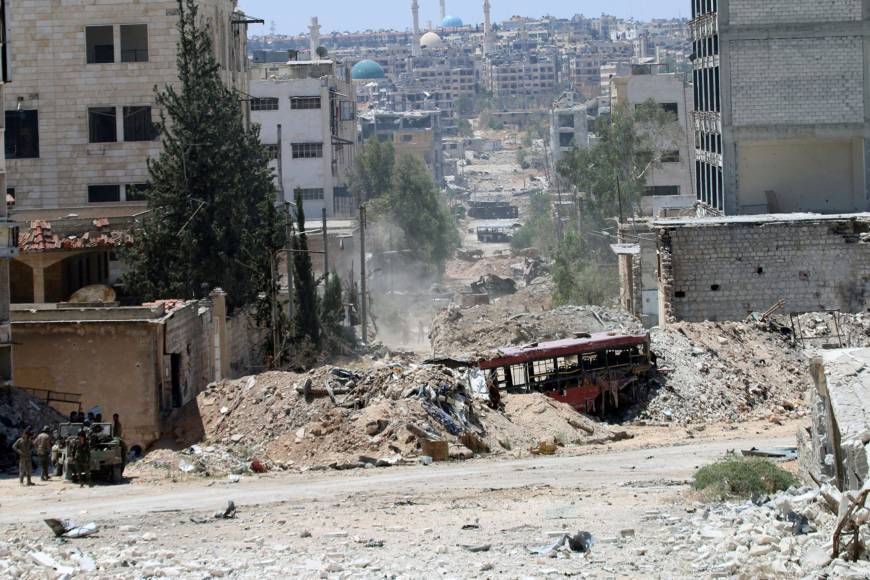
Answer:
[
  {"left": 72, "top": 431, "right": 92, "bottom": 488},
  {"left": 33, "top": 427, "right": 52, "bottom": 481},
  {"left": 12, "top": 429, "right": 34, "bottom": 486}
]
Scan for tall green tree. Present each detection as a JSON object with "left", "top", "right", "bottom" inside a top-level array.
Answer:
[
  {"left": 291, "top": 189, "right": 320, "bottom": 347},
  {"left": 124, "top": 0, "right": 283, "bottom": 310},
  {"left": 556, "top": 100, "right": 681, "bottom": 223},
  {"left": 388, "top": 153, "right": 459, "bottom": 272},
  {"left": 349, "top": 137, "right": 395, "bottom": 202}
]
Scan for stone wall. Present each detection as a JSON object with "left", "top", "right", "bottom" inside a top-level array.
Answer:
[
  {"left": 226, "top": 308, "right": 268, "bottom": 378},
  {"left": 658, "top": 216, "right": 870, "bottom": 323},
  {"left": 6, "top": 0, "right": 247, "bottom": 210}
]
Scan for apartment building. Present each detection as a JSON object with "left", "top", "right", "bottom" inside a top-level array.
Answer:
[
  {"left": 5, "top": 0, "right": 248, "bottom": 212},
  {"left": 611, "top": 66, "right": 696, "bottom": 216},
  {"left": 483, "top": 51, "right": 559, "bottom": 105},
  {"left": 359, "top": 110, "right": 444, "bottom": 186},
  {"left": 549, "top": 92, "right": 589, "bottom": 166},
  {"left": 691, "top": 0, "right": 870, "bottom": 214},
  {"left": 250, "top": 59, "right": 357, "bottom": 218}
]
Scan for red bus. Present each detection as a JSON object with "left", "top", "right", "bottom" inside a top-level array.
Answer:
[{"left": 477, "top": 332, "right": 653, "bottom": 414}]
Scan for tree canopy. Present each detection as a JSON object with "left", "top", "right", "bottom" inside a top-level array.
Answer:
[{"left": 124, "top": 0, "right": 283, "bottom": 310}]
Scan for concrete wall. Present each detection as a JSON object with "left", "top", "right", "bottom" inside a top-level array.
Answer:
[
  {"left": 12, "top": 321, "right": 161, "bottom": 449},
  {"left": 657, "top": 215, "right": 870, "bottom": 323},
  {"left": 720, "top": 0, "right": 870, "bottom": 214},
  {"left": 737, "top": 139, "right": 866, "bottom": 213},
  {"left": 807, "top": 348, "right": 870, "bottom": 491}
]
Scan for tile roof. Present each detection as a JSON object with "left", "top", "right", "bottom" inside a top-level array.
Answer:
[{"left": 18, "top": 219, "right": 133, "bottom": 253}]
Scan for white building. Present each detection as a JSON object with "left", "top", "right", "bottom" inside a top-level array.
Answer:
[
  {"left": 611, "top": 67, "right": 696, "bottom": 216},
  {"left": 250, "top": 60, "right": 357, "bottom": 218}
]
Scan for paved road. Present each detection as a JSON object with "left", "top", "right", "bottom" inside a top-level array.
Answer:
[{"left": 0, "top": 434, "right": 792, "bottom": 524}]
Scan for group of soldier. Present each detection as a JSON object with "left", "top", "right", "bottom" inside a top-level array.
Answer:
[{"left": 10, "top": 412, "right": 122, "bottom": 488}]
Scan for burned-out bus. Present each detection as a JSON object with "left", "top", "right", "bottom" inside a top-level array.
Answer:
[{"left": 477, "top": 332, "right": 653, "bottom": 415}]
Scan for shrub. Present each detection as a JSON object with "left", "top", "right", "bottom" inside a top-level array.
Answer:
[{"left": 693, "top": 457, "right": 798, "bottom": 500}]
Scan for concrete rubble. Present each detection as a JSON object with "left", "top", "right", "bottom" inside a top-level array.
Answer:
[{"left": 130, "top": 361, "right": 623, "bottom": 479}]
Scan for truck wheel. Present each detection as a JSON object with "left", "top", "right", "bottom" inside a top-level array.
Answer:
[{"left": 111, "top": 464, "right": 123, "bottom": 484}]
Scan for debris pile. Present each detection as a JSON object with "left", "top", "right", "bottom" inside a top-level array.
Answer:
[
  {"left": 0, "top": 387, "right": 65, "bottom": 468},
  {"left": 628, "top": 321, "right": 808, "bottom": 424},
  {"left": 680, "top": 484, "right": 870, "bottom": 578},
  {"left": 132, "top": 362, "right": 620, "bottom": 477},
  {"left": 430, "top": 283, "right": 641, "bottom": 357}
]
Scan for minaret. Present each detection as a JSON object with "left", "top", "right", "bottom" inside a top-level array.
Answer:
[
  {"left": 440, "top": 0, "right": 447, "bottom": 21},
  {"left": 308, "top": 17, "right": 321, "bottom": 59},
  {"left": 411, "top": 0, "right": 421, "bottom": 57},
  {"left": 483, "top": 0, "right": 494, "bottom": 56}
]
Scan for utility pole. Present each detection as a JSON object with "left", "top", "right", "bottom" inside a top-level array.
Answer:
[
  {"left": 322, "top": 207, "right": 328, "bottom": 280},
  {"left": 359, "top": 204, "right": 368, "bottom": 345},
  {"left": 285, "top": 202, "right": 294, "bottom": 323}
]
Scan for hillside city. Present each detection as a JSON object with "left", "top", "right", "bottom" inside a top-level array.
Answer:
[{"left": 0, "top": 0, "right": 870, "bottom": 578}]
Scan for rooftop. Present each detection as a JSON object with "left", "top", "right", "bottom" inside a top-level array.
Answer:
[{"left": 654, "top": 212, "right": 870, "bottom": 228}]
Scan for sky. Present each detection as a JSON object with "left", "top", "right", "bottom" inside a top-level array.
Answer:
[{"left": 238, "top": 0, "right": 689, "bottom": 36}]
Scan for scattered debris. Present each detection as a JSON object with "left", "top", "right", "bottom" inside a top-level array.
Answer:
[{"left": 44, "top": 519, "right": 99, "bottom": 539}]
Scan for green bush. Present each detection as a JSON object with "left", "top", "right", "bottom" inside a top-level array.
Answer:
[{"left": 693, "top": 457, "right": 798, "bottom": 500}]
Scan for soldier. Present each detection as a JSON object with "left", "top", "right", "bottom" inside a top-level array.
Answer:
[
  {"left": 72, "top": 431, "right": 92, "bottom": 488},
  {"left": 112, "top": 413, "right": 122, "bottom": 439},
  {"left": 12, "top": 429, "right": 34, "bottom": 486},
  {"left": 33, "top": 426, "right": 52, "bottom": 481}
]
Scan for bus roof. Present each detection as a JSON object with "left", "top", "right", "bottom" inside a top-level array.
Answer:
[{"left": 478, "top": 332, "right": 649, "bottom": 370}]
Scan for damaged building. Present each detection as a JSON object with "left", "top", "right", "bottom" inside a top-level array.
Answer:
[
  {"left": 656, "top": 213, "right": 870, "bottom": 323},
  {"left": 11, "top": 290, "right": 265, "bottom": 453},
  {"left": 805, "top": 348, "right": 870, "bottom": 491}
]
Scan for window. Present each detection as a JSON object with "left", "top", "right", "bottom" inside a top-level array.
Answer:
[
  {"left": 125, "top": 183, "right": 148, "bottom": 201},
  {"left": 291, "top": 142, "right": 323, "bottom": 159},
  {"left": 296, "top": 188, "right": 324, "bottom": 201},
  {"left": 290, "top": 96, "right": 321, "bottom": 110},
  {"left": 559, "top": 132, "right": 575, "bottom": 147},
  {"left": 644, "top": 185, "right": 680, "bottom": 197},
  {"left": 86, "top": 26, "right": 114, "bottom": 64},
  {"left": 558, "top": 114, "right": 574, "bottom": 128},
  {"left": 5, "top": 110, "right": 39, "bottom": 159},
  {"left": 661, "top": 150, "right": 680, "bottom": 163},
  {"left": 88, "top": 184, "right": 121, "bottom": 203},
  {"left": 89, "top": 107, "right": 117, "bottom": 143},
  {"left": 120, "top": 24, "right": 148, "bottom": 62},
  {"left": 659, "top": 102, "right": 679, "bottom": 118},
  {"left": 6, "top": 188, "right": 14, "bottom": 201},
  {"left": 264, "top": 144, "right": 280, "bottom": 160},
  {"left": 251, "top": 97, "right": 279, "bottom": 111},
  {"left": 400, "top": 134, "right": 414, "bottom": 142},
  {"left": 123, "top": 106, "right": 156, "bottom": 141}
]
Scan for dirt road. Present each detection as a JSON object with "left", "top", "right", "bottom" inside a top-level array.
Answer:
[{"left": 1, "top": 429, "right": 795, "bottom": 579}]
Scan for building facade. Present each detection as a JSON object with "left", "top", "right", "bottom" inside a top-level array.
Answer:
[
  {"left": 611, "top": 67, "right": 696, "bottom": 215},
  {"left": 250, "top": 59, "right": 357, "bottom": 218},
  {"left": 549, "top": 91, "right": 588, "bottom": 167},
  {"left": 691, "top": 0, "right": 870, "bottom": 214},
  {"left": 5, "top": 0, "right": 248, "bottom": 211}
]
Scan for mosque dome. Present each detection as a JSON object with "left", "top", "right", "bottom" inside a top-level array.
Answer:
[
  {"left": 420, "top": 31, "right": 444, "bottom": 50},
  {"left": 441, "top": 15, "right": 463, "bottom": 28},
  {"left": 351, "top": 59, "right": 385, "bottom": 80}
]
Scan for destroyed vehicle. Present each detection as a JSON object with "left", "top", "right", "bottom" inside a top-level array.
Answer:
[
  {"left": 467, "top": 201, "right": 519, "bottom": 220},
  {"left": 55, "top": 422, "right": 126, "bottom": 484},
  {"left": 476, "top": 225, "right": 515, "bottom": 243},
  {"left": 477, "top": 332, "right": 653, "bottom": 415}
]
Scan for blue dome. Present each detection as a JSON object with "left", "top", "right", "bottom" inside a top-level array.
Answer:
[
  {"left": 351, "top": 59, "right": 385, "bottom": 80},
  {"left": 441, "top": 15, "right": 463, "bottom": 28}
]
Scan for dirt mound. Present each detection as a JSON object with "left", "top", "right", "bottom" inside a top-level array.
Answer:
[
  {"left": 133, "top": 362, "right": 620, "bottom": 477},
  {"left": 430, "top": 282, "right": 642, "bottom": 357},
  {"left": 626, "top": 321, "right": 809, "bottom": 424},
  {"left": 0, "top": 387, "right": 65, "bottom": 442}
]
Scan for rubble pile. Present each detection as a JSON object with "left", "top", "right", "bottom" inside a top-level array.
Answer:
[
  {"left": 430, "top": 283, "right": 641, "bottom": 357},
  {"left": 132, "top": 362, "right": 618, "bottom": 477},
  {"left": 632, "top": 321, "right": 808, "bottom": 424},
  {"left": 785, "top": 312, "right": 870, "bottom": 350},
  {"left": 678, "top": 484, "right": 870, "bottom": 579},
  {"left": 0, "top": 387, "right": 65, "bottom": 452}
]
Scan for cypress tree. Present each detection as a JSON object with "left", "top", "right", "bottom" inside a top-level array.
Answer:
[
  {"left": 291, "top": 189, "right": 320, "bottom": 346},
  {"left": 124, "top": 0, "right": 283, "bottom": 311}
]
